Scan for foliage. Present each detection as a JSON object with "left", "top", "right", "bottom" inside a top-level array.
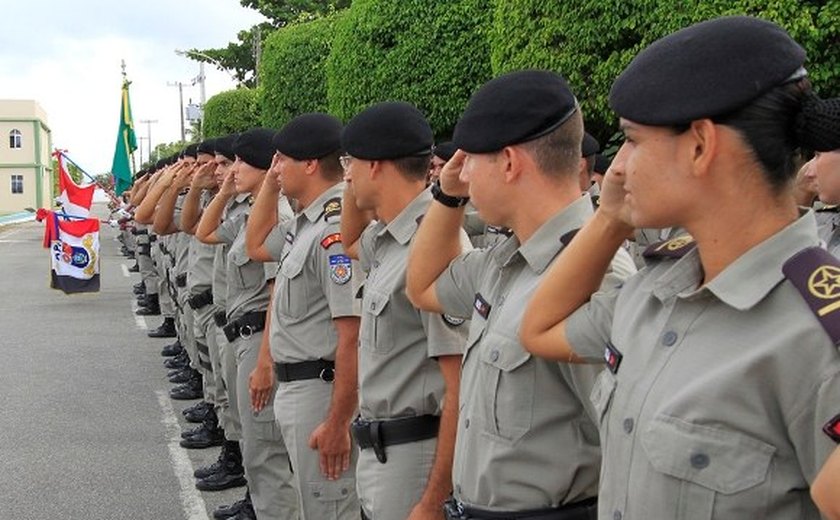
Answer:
[
  {"left": 144, "top": 141, "right": 189, "bottom": 168},
  {"left": 259, "top": 13, "right": 342, "bottom": 128},
  {"left": 240, "top": 0, "right": 350, "bottom": 26},
  {"left": 188, "top": 23, "right": 273, "bottom": 88},
  {"left": 326, "top": 0, "right": 494, "bottom": 138},
  {"left": 203, "top": 88, "right": 261, "bottom": 138}
]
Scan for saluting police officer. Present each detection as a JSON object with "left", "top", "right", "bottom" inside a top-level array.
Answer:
[
  {"left": 339, "top": 102, "right": 469, "bottom": 519},
  {"left": 406, "top": 70, "right": 635, "bottom": 519},
  {"left": 196, "top": 129, "right": 298, "bottom": 520},
  {"left": 519, "top": 16, "right": 840, "bottom": 520},
  {"left": 808, "top": 149, "right": 840, "bottom": 255}
]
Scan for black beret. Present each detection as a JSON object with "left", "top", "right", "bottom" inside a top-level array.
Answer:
[
  {"left": 182, "top": 143, "right": 199, "bottom": 159},
  {"left": 197, "top": 138, "right": 216, "bottom": 156},
  {"left": 273, "top": 113, "right": 343, "bottom": 160},
  {"left": 610, "top": 16, "right": 806, "bottom": 125},
  {"left": 433, "top": 141, "right": 456, "bottom": 161},
  {"left": 214, "top": 134, "right": 238, "bottom": 161},
  {"left": 342, "top": 102, "right": 433, "bottom": 160},
  {"left": 453, "top": 70, "right": 578, "bottom": 153},
  {"left": 594, "top": 154, "right": 611, "bottom": 174},
  {"left": 155, "top": 159, "right": 167, "bottom": 170},
  {"left": 582, "top": 132, "right": 600, "bottom": 158},
  {"left": 233, "top": 128, "right": 276, "bottom": 170}
]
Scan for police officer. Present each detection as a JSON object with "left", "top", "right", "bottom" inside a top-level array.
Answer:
[
  {"left": 247, "top": 112, "right": 361, "bottom": 520},
  {"left": 196, "top": 129, "right": 298, "bottom": 520},
  {"left": 519, "top": 16, "right": 840, "bottom": 519},
  {"left": 807, "top": 149, "right": 840, "bottom": 255},
  {"left": 406, "top": 70, "right": 635, "bottom": 519},
  {"left": 340, "top": 102, "right": 468, "bottom": 519}
]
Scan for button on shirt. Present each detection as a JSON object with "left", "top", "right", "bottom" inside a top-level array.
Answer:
[
  {"left": 435, "top": 195, "right": 633, "bottom": 511},
  {"left": 270, "top": 183, "right": 359, "bottom": 364},
  {"left": 565, "top": 212, "right": 840, "bottom": 519},
  {"left": 358, "top": 189, "right": 468, "bottom": 420}
]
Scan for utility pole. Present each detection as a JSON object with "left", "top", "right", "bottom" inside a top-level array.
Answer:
[
  {"left": 137, "top": 136, "right": 147, "bottom": 166},
  {"left": 139, "top": 119, "right": 158, "bottom": 162},
  {"left": 167, "top": 81, "right": 186, "bottom": 142}
]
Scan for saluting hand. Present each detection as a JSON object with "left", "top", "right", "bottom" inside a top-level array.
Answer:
[
  {"left": 597, "top": 166, "right": 634, "bottom": 234},
  {"left": 219, "top": 169, "right": 237, "bottom": 196},
  {"left": 439, "top": 149, "right": 470, "bottom": 198},
  {"left": 192, "top": 162, "right": 218, "bottom": 190},
  {"left": 308, "top": 420, "right": 352, "bottom": 481}
]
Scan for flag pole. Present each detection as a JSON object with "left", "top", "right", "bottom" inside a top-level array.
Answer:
[{"left": 54, "top": 150, "right": 121, "bottom": 204}]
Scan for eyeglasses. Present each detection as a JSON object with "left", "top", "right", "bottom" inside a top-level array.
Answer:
[{"left": 339, "top": 154, "right": 353, "bottom": 171}]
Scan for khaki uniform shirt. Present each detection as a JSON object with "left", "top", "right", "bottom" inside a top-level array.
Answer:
[
  {"left": 358, "top": 189, "right": 468, "bottom": 420},
  {"left": 435, "top": 196, "right": 632, "bottom": 510},
  {"left": 566, "top": 212, "right": 840, "bottom": 519},
  {"left": 187, "top": 191, "right": 216, "bottom": 296},
  {"left": 815, "top": 206, "right": 840, "bottom": 257},
  {"left": 269, "top": 183, "right": 359, "bottom": 364},
  {"left": 212, "top": 194, "right": 251, "bottom": 312},
  {"left": 217, "top": 197, "right": 277, "bottom": 322}
]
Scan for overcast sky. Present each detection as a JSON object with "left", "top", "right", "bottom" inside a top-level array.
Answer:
[{"left": 0, "top": 0, "right": 266, "bottom": 175}]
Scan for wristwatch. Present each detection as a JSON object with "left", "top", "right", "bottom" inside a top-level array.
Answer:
[{"left": 431, "top": 180, "right": 470, "bottom": 208}]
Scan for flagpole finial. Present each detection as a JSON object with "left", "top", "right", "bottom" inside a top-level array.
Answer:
[{"left": 121, "top": 59, "right": 126, "bottom": 78}]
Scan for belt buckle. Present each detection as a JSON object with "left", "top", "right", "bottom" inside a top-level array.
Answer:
[
  {"left": 319, "top": 367, "right": 335, "bottom": 382},
  {"left": 239, "top": 324, "right": 254, "bottom": 339}
]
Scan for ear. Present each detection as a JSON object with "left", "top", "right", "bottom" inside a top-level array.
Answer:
[
  {"left": 501, "top": 146, "right": 522, "bottom": 184},
  {"left": 369, "top": 159, "right": 382, "bottom": 180},
  {"left": 687, "top": 119, "right": 717, "bottom": 179},
  {"left": 304, "top": 159, "right": 318, "bottom": 176}
]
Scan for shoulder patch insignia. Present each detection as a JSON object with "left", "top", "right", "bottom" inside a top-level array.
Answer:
[
  {"left": 329, "top": 254, "right": 352, "bottom": 284},
  {"left": 321, "top": 233, "right": 342, "bottom": 249},
  {"left": 782, "top": 246, "right": 840, "bottom": 344},
  {"left": 441, "top": 314, "right": 465, "bottom": 327},
  {"left": 643, "top": 234, "right": 696, "bottom": 259},
  {"left": 323, "top": 197, "right": 342, "bottom": 221}
]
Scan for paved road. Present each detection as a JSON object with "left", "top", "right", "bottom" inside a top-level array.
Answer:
[{"left": 0, "top": 208, "right": 242, "bottom": 519}]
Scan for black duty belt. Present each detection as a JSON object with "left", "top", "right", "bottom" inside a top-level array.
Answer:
[
  {"left": 188, "top": 289, "right": 213, "bottom": 310},
  {"left": 175, "top": 273, "right": 187, "bottom": 288},
  {"left": 274, "top": 359, "right": 335, "bottom": 383},
  {"left": 213, "top": 310, "right": 227, "bottom": 327},
  {"left": 351, "top": 414, "right": 440, "bottom": 464},
  {"left": 132, "top": 229, "right": 148, "bottom": 236},
  {"left": 150, "top": 235, "right": 157, "bottom": 243},
  {"left": 137, "top": 244, "right": 151, "bottom": 256},
  {"left": 223, "top": 311, "right": 267, "bottom": 342},
  {"left": 443, "top": 497, "right": 597, "bottom": 520}
]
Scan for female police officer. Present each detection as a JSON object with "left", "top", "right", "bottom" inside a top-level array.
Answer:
[{"left": 519, "top": 16, "right": 840, "bottom": 520}]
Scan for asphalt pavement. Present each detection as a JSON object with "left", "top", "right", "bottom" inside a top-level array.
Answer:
[{"left": 0, "top": 206, "right": 243, "bottom": 519}]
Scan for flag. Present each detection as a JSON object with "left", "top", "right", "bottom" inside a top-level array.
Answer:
[
  {"left": 54, "top": 152, "right": 94, "bottom": 217},
  {"left": 42, "top": 210, "right": 100, "bottom": 294},
  {"left": 111, "top": 79, "right": 137, "bottom": 196}
]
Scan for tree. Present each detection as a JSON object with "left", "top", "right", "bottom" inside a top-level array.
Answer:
[
  {"left": 203, "top": 88, "right": 261, "bottom": 138},
  {"left": 186, "top": 24, "right": 272, "bottom": 88},
  {"left": 240, "top": 0, "right": 350, "bottom": 25},
  {"left": 144, "top": 141, "right": 189, "bottom": 169}
]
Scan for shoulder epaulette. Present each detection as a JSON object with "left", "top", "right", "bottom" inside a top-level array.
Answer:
[
  {"left": 642, "top": 234, "right": 696, "bottom": 259},
  {"left": 815, "top": 205, "right": 839, "bottom": 213},
  {"left": 323, "top": 197, "right": 342, "bottom": 222},
  {"left": 782, "top": 246, "right": 840, "bottom": 345}
]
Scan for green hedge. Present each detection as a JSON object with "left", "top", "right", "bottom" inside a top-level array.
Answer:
[
  {"left": 490, "top": 0, "right": 840, "bottom": 146},
  {"left": 326, "top": 0, "right": 494, "bottom": 138},
  {"left": 203, "top": 88, "right": 260, "bottom": 138},
  {"left": 259, "top": 12, "right": 343, "bottom": 129}
]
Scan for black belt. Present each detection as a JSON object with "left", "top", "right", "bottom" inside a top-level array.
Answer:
[
  {"left": 223, "top": 311, "right": 267, "bottom": 342},
  {"left": 175, "top": 273, "right": 187, "bottom": 288},
  {"left": 188, "top": 289, "right": 213, "bottom": 310},
  {"left": 150, "top": 235, "right": 157, "bottom": 243},
  {"left": 137, "top": 244, "right": 151, "bottom": 256},
  {"left": 351, "top": 414, "right": 440, "bottom": 464},
  {"left": 444, "top": 497, "right": 597, "bottom": 520},
  {"left": 213, "top": 310, "right": 227, "bottom": 327},
  {"left": 132, "top": 229, "right": 148, "bottom": 236},
  {"left": 274, "top": 359, "right": 335, "bottom": 383}
]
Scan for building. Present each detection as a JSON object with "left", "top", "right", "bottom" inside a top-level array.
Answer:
[{"left": 0, "top": 100, "right": 52, "bottom": 214}]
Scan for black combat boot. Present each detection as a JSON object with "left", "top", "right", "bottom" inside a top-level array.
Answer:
[
  {"left": 164, "top": 351, "right": 189, "bottom": 370},
  {"left": 147, "top": 316, "right": 176, "bottom": 338},
  {"left": 136, "top": 294, "right": 161, "bottom": 316},
  {"left": 170, "top": 372, "right": 203, "bottom": 400},
  {"left": 180, "top": 409, "right": 225, "bottom": 449},
  {"left": 196, "top": 440, "right": 246, "bottom": 491},
  {"left": 213, "top": 491, "right": 251, "bottom": 520},
  {"left": 160, "top": 340, "right": 183, "bottom": 357}
]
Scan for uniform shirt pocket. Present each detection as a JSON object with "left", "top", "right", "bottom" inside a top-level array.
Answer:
[
  {"left": 479, "top": 332, "right": 534, "bottom": 443},
  {"left": 279, "top": 256, "right": 308, "bottom": 319},
  {"left": 590, "top": 368, "right": 617, "bottom": 427},
  {"left": 641, "top": 415, "right": 775, "bottom": 518},
  {"left": 361, "top": 290, "right": 394, "bottom": 355},
  {"left": 229, "top": 247, "right": 254, "bottom": 290}
]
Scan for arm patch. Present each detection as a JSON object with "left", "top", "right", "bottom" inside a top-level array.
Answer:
[{"left": 321, "top": 232, "right": 342, "bottom": 249}]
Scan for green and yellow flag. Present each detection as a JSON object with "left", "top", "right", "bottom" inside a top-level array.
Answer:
[{"left": 110, "top": 79, "right": 137, "bottom": 195}]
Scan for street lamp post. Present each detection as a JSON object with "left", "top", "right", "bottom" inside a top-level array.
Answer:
[
  {"left": 139, "top": 119, "right": 158, "bottom": 162},
  {"left": 175, "top": 49, "right": 237, "bottom": 139}
]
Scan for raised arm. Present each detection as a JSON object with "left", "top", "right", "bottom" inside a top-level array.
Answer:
[
  {"left": 813, "top": 446, "right": 840, "bottom": 519},
  {"left": 153, "top": 164, "right": 194, "bottom": 235},
  {"left": 135, "top": 165, "right": 179, "bottom": 224},
  {"left": 196, "top": 169, "right": 236, "bottom": 245},
  {"left": 181, "top": 162, "right": 217, "bottom": 234},
  {"left": 406, "top": 150, "right": 469, "bottom": 313},
  {"left": 519, "top": 167, "right": 633, "bottom": 362},
  {"left": 340, "top": 181, "right": 375, "bottom": 260},
  {"left": 245, "top": 159, "right": 281, "bottom": 262}
]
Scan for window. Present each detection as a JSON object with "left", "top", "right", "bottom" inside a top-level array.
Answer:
[
  {"left": 9, "top": 129, "right": 21, "bottom": 149},
  {"left": 11, "top": 175, "right": 23, "bottom": 194}
]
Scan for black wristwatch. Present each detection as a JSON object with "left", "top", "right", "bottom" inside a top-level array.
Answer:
[{"left": 431, "top": 180, "right": 470, "bottom": 208}]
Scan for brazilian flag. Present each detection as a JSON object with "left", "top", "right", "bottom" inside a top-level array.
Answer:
[{"left": 110, "top": 80, "right": 137, "bottom": 195}]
